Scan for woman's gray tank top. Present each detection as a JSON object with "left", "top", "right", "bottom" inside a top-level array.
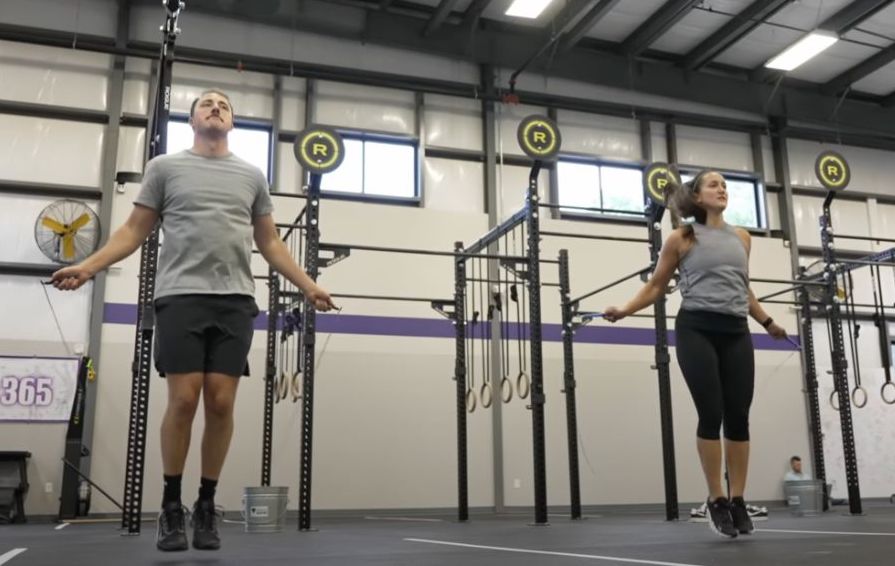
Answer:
[{"left": 678, "top": 223, "right": 749, "bottom": 318}]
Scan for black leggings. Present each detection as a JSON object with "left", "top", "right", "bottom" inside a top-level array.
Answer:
[{"left": 675, "top": 322, "right": 755, "bottom": 441}]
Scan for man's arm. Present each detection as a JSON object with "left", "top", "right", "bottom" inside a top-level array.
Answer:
[
  {"left": 253, "top": 214, "right": 335, "bottom": 310},
  {"left": 50, "top": 204, "right": 159, "bottom": 290}
]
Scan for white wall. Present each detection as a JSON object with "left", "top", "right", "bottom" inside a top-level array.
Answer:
[
  {"left": 788, "top": 138, "right": 895, "bottom": 196},
  {"left": 3, "top": 1, "right": 895, "bottom": 521}
]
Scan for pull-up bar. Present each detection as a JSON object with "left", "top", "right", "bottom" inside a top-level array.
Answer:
[
  {"left": 540, "top": 231, "right": 649, "bottom": 244},
  {"left": 537, "top": 202, "right": 648, "bottom": 218}
]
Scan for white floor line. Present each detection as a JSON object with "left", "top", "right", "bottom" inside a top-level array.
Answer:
[
  {"left": 54, "top": 523, "right": 69, "bottom": 530},
  {"left": 365, "top": 516, "right": 444, "bottom": 523},
  {"left": 404, "top": 538, "right": 705, "bottom": 566},
  {"left": 0, "top": 549, "right": 27, "bottom": 565},
  {"left": 756, "top": 528, "right": 895, "bottom": 537}
]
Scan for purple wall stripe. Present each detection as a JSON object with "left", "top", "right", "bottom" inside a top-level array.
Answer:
[{"left": 102, "top": 303, "right": 798, "bottom": 351}]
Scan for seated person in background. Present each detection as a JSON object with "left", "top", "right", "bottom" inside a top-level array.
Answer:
[{"left": 784, "top": 455, "right": 809, "bottom": 482}]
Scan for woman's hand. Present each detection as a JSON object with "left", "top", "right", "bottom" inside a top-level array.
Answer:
[
  {"left": 767, "top": 321, "right": 787, "bottom": 340},
  {"left": 603, "top": 306, "right": 628, "bottom": 323}
]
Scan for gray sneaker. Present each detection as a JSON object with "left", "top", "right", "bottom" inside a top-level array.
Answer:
[
  {"left": 191, "top": 499, "right": 221, "bottom": 550},
  {"left": 156, "top": 501, "right": 188, "bottom": 551}
]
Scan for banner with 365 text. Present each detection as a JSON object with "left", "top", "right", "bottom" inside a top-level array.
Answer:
[{"left": 0, "top": 356, "right": 79, "bottom": 422}]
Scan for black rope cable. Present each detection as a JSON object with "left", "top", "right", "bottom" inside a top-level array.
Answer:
[
  {"left": 871, "top": 263, "right": 895, "bottom": 404},
  {"left": 518, "top": 222, "right": 530, "bottom": 400},
  {"left": 826, "top": 310, "right": 841, "bottom": 411},
  {"left": 510, "top": 224, "right": 530, "bottom": 400},
  {"left": 480, "top": 256, "right": 493, "bottom": 409},
  {"left": 467, "top": 259, "right": 478, "bottom": 413},
  {"left": 842, "top": 271, "right": 867, "bottom": 408},
  {"left": 501, "top": 232, "right": 513, "bottom": 403}
]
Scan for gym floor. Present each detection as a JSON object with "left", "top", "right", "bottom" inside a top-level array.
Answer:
[{"left": 3, "top": 502, "right": 894, "bottom": 565}]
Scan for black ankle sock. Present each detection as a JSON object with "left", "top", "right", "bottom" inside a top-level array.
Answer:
[
  {"left": 163, "top": 474, "right": 182, "bottom": 506},
  {"left": 199, "top": 477, "right": 218, "bottom": 503}
]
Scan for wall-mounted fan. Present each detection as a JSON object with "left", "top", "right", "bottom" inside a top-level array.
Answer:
[{"left": 34, "top": 199, "right": 101, "bottom": 264}]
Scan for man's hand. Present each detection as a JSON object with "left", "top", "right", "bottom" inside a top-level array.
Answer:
[{"left": 50, "top": 264, "right": 95, "bottom": 291}]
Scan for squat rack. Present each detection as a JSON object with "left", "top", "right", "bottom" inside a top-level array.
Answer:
[
  {"left": 121, "top": 0, "right": 183, "bottom": 536},
  {"left": 545, "top": 200, "right": 679, "bottom": 521}
]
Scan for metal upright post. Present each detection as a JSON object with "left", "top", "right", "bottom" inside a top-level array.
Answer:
[
  {"left": 454, "top": 241, "right": 469, "bottom": 522},
  {"left": 121, "top": 1, "right": 183, "bottom": 535},
  {"left": 819, "top": 194, "right": 862, "bottom": 515},
  {"left": 797, "top": 284, "right": 827, "bottom": 508},
  {"left": 298, "top": 174, "right": 322, "bottom": 530},
  {"left": 525, "top": 163, "right": 548, "bottom": 525},
  {"left": 558, "top": 249, "right": 581, "bottom": 520},
  {"left": 647, "top": 203, "right": 678, "bottom": 521},
  {"left": 261, "top": 268, "right": 279, "bottom": 486}
]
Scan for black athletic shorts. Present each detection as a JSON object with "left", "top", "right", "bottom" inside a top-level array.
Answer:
[{"left": 153, "top": 294, "right": 259, "bottom": 377}]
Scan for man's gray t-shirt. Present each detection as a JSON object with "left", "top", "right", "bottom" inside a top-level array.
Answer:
[{"left": 134, "top": 150, "right": 273, "bottom": 299}]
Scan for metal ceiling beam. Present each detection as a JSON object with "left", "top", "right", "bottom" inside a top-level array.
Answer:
[
  {"left": 423, "top": 0, "right": 462, "bottom": 37},
  {"left": 4, "top": 10, "right": 895, "bottom": 145},
  {"left": 818, "top": 0, "right": 893, "bottom": 34},
  {"left": 681, "top": 0, "right": 793, "bottom": 70},
  {"left": 462, "top": 0, "right": 492, "bottom": 27},
  {"left": 505, "top": 0, "right": 603, "bottom": 87},
  {"left": 823, "top": 43, "right": 895, "bottom": 94},
  {"left": 620, "top": 0, "right": 703, "bottom": 56},
  {"left": 558, "top": 0, "right": 623, "bottom": 53},
  {"left": 751, "top": 0, "right": 893, "bottom": 84},
  {"left": 357, "top": 10, "right": 895, "bottom": 139}
]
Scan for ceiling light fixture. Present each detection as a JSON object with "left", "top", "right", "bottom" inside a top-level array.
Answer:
[
  {"left": 765, "top": 32, "right": 839, "bottom": 72},
  {"left": 505, "top": 0, "right": 554, "bottom": 19}
]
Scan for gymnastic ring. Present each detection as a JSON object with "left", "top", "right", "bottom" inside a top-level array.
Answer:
[
  {"left": 291, "top": 371, "right": 302, "bottom": 402},
  {"left": 277, "top": 371, "right": 289, "bottom": 402},
  {"left": 882, "top": 382, "right": 895, "bottom": 405},
  {"left": 829, "top": 389, "right": 840, "bottom": 411},
  {"left": 480, "top": 383, "right": 493, "bottom": 409},
  {"left": 851, "top": 386, "right": 867, "bottom": 408},
  {"left": 516, "top": 371, "right": 531, "bottom": 400},
  {"left": 466, "top": 389, "right": 477, "bottom": 413},
  {"left": 501, "top": 375, "right": 514, "bottom": 403}
]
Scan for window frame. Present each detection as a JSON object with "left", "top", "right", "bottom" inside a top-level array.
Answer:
[
  {"left": 166, "top": 114, "right": 275, "bottom": 183},
  {"left": 677, "top": 164, "right": 767, "bottom": 231},
  {"left": 317, "top": 129, "right": 421, "bottom": 206},
  {"left": 553, "top": 154, "right": 650, "bottom": 224}
]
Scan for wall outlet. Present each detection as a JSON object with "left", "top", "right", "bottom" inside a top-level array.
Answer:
[
  {"left": 512, "top": 478, "right": 521, "bottom": 489},
  {"left": 44, "top": 482, "right": 53, "bottom": 493}
]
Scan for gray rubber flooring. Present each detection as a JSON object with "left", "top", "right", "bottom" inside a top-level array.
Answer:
[{"left": 2, "top": 502, "right": 894, "bottom": 565}]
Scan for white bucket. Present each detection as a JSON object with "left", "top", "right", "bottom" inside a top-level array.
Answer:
[
  {"left": 242, "top": 486, "right": 288, "bottom": 533},
  {"left": 784, "top": 480, "right": 824, "bottom": 516}
]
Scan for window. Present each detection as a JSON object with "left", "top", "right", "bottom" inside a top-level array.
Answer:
[
  {"left": 556, "top": 160, "right": 646, "bottom": 217},
  {"left": 680, "top": 171, "right": 764, "bottom": 229},
  {"left": 320, "top": 135, "right": 418, "bottom": 200},
  {"left": 166, "top": 118, "right": 272, "bottom": 182}
]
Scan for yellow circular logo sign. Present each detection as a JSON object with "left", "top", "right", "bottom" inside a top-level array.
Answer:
[
  {"left": 294, "top": 126, "right": 344, "bottom": 174},
  {"left": 517, "top": 115, "right": 561, "bottom": 161},
  {"left": 815, "top": 151, "right": 850, "bottom": 191}
]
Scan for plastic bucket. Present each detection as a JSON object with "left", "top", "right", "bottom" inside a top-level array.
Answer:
[
  {"left": 242, "top": 486, "right": 288, "bottom": 533},
  {"left": 784, "top": 480, "right": 824, "bottom": 516}
]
